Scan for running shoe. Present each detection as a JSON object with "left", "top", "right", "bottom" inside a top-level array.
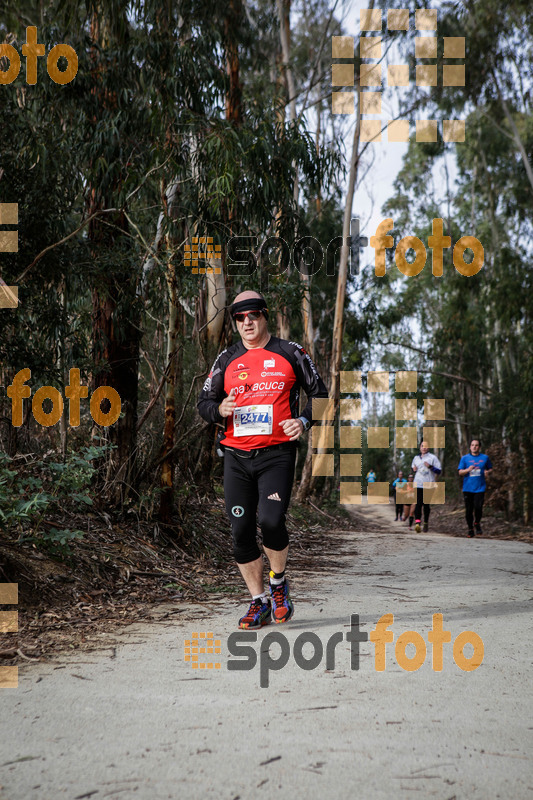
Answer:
[
  {"left": 238, "top": 598, "right": 272, "bottom": 629},
  {"left": 270, "top": 580, "right": 294, "bottom": 624},
  {"left": 423, "top": 522, "right": 428, "bottom": 532},
  {"left": 475, "top": 523, "right": 483, "bottom": 535},
  {"left": 414, "top": 521, "right": 421, "bottom": 533},
  {"left": 468, "top": 528, "right": 475, "bottom": 537}
]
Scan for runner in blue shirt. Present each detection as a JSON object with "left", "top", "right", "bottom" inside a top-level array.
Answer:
[
  {"left": 458, "top": 439, "right": 493, "bottom": 537},
  {"left": 392, "top": 471, "right": 407, "bottom": 521}
]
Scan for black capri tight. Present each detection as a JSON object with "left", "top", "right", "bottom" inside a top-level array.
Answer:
[
  {"left": 414, "top": 487, "right": 431, "bottom": 523},
  {"left": 223, "top": 446, "right": 296, "bottom": 564}
]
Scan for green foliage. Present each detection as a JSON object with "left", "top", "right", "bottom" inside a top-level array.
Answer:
[
  {"left": 0, "top": 446, "right": 109, "bottom": 555},
  {"left": 360, "top": 0, "right": 533, "bottom": 518},
  {"left": 2, "top": 0, "right": 531, "bottom": 525}
]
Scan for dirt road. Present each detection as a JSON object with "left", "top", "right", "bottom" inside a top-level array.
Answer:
[{"left": 1, "top": 506, "right": 532, "bottom": 799}]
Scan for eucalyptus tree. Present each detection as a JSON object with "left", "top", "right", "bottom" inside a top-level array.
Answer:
[{"left": 364, "top": 0, "right": 533, "bottom": 518}]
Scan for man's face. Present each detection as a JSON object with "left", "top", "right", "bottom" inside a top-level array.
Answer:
[
  {"left": 398, "top": 471, "right": 403, "bottom": 478},
  {"left": 235, "top": 309, "right": 269, "bottom": 347},
  {"left": 420, "top": 441, "right": 429, "bottom": 456},
  {"left": 470, "top": 440, "right": 480, "bottom": 455}
]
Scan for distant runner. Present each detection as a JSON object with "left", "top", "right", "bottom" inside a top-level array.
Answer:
[
  {"left": 197, "top": 291, "right": 328, "bottom": 630},
  {"left": 412, "top": 441, "right": 442, "bottom": 532},
  {"left": 366, "top": 469, "right": 376, "bottom": 483},
  {"left": 392, "top": 471, "right": 407, "bottom": 521},
  {"left": 458, "top": 439, "right": 493, "bottom": 537},
  {"left": 402, "top": 473, "right": 416, "bottom": 527}
]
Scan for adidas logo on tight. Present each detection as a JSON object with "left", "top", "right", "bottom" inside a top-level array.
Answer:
[{"left": 268, "top": 492, "right": 282, "bottom": 501}]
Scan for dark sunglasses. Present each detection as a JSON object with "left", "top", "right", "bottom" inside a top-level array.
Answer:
[{"left": 233, "top": 310, "right": 263, "bottom": 322}]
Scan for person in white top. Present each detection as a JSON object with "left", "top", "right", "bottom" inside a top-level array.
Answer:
[{"left": 411, "top": 440, "right": 442, "bottom": 532}]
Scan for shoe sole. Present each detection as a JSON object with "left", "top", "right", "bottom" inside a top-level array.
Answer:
[
  {"left": 414, "top": 524, "right": 421, "bottom": 533},
  {"left": 239, "top": 616, "right": 272, "bottom": 630},
  {"left": 273, "top": 605, "right": 294, "bottom": 624}
]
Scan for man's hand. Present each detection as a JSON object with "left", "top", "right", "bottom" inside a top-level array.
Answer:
[
  {"left": 424, "top": 460, "right": 432, "bottom": 468},
  {"left": 219, "top": 388, "right": 237, "bottom": 418},
  {"left": 279, "top": 418, "right": 304, "bottom": 441}
]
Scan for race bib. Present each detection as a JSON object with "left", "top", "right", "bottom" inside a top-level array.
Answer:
[
  {"left": 471, "top": 468, "right": 481, "bottom": 477},
  {"left": 233, "top": 404, "right": 273, "bottom": 437}
]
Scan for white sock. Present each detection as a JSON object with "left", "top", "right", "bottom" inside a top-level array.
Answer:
[{"left": 253, "top": 592, "right": 269, "bottom": 604}]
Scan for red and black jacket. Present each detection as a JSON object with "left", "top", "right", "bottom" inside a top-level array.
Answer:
[{"left": 197, "top": 337, "right": 328, "bottom": 451}]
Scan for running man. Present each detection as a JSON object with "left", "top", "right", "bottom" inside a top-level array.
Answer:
[
  {"left": 402, "top": 473, "right": 416, "bottom": 527},
  {"left": 458, "top": 439, "right": 493, "bottom": 537},
  {"left": 197, "top": 291, "right": 328, "bottom": 629},
  {"left": 392, "top": 470, "right": 407, "bottom": 521},
  {"left": 366, "top": 469, "right": 376, "bottom": 483},
  {"left": 412, "top": 441, "right": 442, "bottom": 532}
]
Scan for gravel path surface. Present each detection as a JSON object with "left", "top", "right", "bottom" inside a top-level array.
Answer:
[{"left": 1, "top": 507, "right": 532, "bottom": 800}]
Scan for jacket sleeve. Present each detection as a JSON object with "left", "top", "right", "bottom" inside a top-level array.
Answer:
[
  {"left": 288, "top": 342, "right": 329, "bottom": 426},
  {"left": 431, "top": 454, "right": 442, "bottom": 475},
  {"left": 197, "top": 351, "right": 227, "bottom": 425}
]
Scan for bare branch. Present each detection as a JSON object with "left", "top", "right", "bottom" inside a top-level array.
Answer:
[
  {"left": 16, "top": 208, "right": 119, "bottom": 284},
  {"left": 381, "top": 341, "right": 494, "bottom": 395}
]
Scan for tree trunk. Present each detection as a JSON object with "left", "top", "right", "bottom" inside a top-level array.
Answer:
[
  {"left": 277, "top": 0, "right": 298, "bottom": 204},
  {"left": 296, "top": 261, "right": 316, "bottom": 502},
  {"left": 89, "top": 8, "right": 140, "bottom": 504},
  {"left": 206, "top": 261, "right": 226, "bottom": 349},
  {"left": 59, "top": 281, "right": 68, "bottom": 459},
  {"left": 194, "top": 0, "right": 242, "bottom": 489},
  {"left": 518, "top": 436, "right": 530, "bottom": 524},
  {"left": 274, "top": 0, "right": 296, "bottom": 336},
  {"left": 225, "top": 0, "right": 243, "bottom": 127},
  {"left": 329, "top": 92, "right": 361, "bottom": 402},
  {"left": 159, "top": 255, "right": 179, "bottom": 523},
  {"left": 492, "top": 68, "right": 533, "bottom": 194}
]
